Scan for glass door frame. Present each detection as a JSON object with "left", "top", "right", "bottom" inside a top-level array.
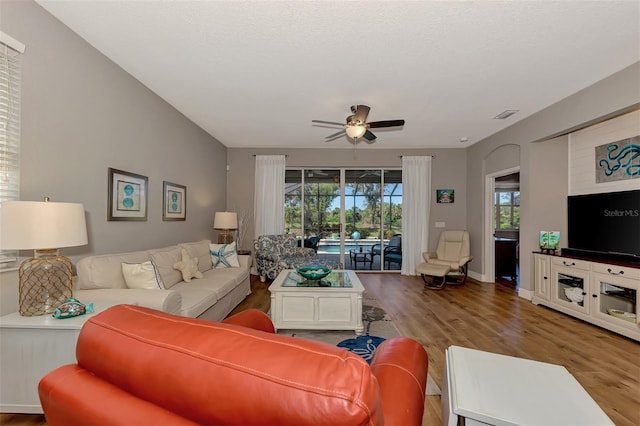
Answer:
[{"left": 284, "top": 167, "right": 401, "bottom": 271}]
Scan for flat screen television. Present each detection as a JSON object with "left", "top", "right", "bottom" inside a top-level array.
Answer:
[{"left": 567, "top": 189, "right": 640, "bottom": 262}]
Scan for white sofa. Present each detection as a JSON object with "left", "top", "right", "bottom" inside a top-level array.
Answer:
[{"left": 73, "top": 240, "right": 251, "bottom": 322}]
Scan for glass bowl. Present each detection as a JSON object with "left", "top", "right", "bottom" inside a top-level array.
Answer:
[{"left": 296, "top": 265, "right": 331, "bottom": 281}]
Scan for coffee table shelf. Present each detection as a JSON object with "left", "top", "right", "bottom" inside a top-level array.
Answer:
[{"left": 269, "top": 269, "right": 364, "bottom": 334}]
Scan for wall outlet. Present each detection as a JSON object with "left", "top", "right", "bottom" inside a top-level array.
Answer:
[{"left": 435, "top": 222, "right": 446, "bottom": 228}]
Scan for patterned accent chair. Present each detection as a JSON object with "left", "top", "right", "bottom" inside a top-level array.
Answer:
[{"left": 254, "top": 234, "right": 320, "bottom": 281}]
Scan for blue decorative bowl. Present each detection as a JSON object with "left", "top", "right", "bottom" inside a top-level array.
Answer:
[{"left": 296, "top": 265, "right": 331, "bottom": 281}]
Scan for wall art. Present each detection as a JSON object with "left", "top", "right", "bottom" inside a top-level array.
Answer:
[
  {"left": 163, "top": 181, "right": 186, "bottom": 221},
  {"left": 436, "top": 189, "right": 454, "bottom": 203},
  {"left": 595, "top": 136, "right": 639, "bottom": 183},
  {"left": 108, "top": 168, "right": 148, "bottom": 221}
]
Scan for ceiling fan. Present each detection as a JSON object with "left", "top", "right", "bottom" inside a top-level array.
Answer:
[{"left": 312, "top": 105, "right": 405, "bottom": 144}]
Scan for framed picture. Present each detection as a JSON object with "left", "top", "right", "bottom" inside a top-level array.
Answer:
[
  {"left": 539, "top": 231, "right": 560, "bottom": 252},
  {"left": 436, "top": 189, "right": 454, "bottom": 203},
  {"left": 108, "top": 168, "right": 148, "bottom": 221},
  {"left": 163, "top": 181, "right": 186, "bottom": 221}
]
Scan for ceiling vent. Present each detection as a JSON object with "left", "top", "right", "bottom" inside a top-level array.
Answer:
[{"left": 493, "top": 110, "right": 519, "bottom": 120}]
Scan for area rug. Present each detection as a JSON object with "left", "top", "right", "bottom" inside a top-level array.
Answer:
[{"left": 275, "top": 294, "right": 441, "bottom": 396}]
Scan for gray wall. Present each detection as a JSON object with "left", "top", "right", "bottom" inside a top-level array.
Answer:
[
  {"left": 227, "top": 148, "right": 468, "bottom": 252},
  {"left": 0, "top": 1, "right": 227, "bottom": 314},
  {"left": 1, "top": 0, "right": 227, "bottom": 259},
  {"left": 1, "top": 1, "right": 637, "bottom": 314},
  {"left": 467, "top": 62, "right": 640, "bottom": 295}
]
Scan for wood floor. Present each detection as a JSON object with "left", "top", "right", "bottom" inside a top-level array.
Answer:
[{"left": 3, "top": 273, "right": 639, "bottom": 426}]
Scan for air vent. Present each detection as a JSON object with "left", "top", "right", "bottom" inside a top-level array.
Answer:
[{"left": 493, "top": 110, "right": 519, "bottom": 120}]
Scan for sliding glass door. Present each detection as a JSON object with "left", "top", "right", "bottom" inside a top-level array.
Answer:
[{"left": 284, "top": 168, "right": 402, "bottom": 271}]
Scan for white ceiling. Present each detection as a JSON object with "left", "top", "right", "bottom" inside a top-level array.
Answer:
[{"left": 36, "top": 1, "right": 640, "bottom": 149}]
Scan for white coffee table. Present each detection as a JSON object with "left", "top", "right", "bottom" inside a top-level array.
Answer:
[
  {"left": 269, "top": 269, "right": 364, "bottom": 334},
  {"left": 441, "top": 345, "right": 614, "bottom": 426},
  {"left": 0, "top": 302, "right": 119, "bottom": 413}
]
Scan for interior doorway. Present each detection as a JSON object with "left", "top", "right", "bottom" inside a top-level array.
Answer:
[{"left": 484, "top": 167, "right": 520, "bottom": 288}]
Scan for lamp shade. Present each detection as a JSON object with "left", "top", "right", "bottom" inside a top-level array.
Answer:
[
  {"left": 213, "top": 211, "right": 238, "bottom": 230},
  {"left": 0, "top": 200, "right": 88, "bottom": 250}
]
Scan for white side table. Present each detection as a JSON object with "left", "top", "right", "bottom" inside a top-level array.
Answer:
[
  {"left": 0, "top": 303, "right": 116, "bottom": 413},
  {"left": 441, "top": 345, "right": 614, "bottom": 426}
]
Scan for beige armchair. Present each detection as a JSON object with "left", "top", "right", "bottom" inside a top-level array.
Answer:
[{"left": 421, "top": 230, "right": 473, "bottom": 285}]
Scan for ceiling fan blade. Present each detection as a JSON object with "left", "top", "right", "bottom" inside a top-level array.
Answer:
[
  {"left": 312, "top": 120, "right": 344, "bottom": 126},
  {"left": 352, "top": 105, "right": 370, "bottom": 124},
  {"left": 325, "top": 129, "right": 346, "bottom": 139},
  {"left": 368, "top": 119, "right": 405, "bottom": 128},
  {"left": 363, "top": 130, "right": 377, "bottom": 142}
]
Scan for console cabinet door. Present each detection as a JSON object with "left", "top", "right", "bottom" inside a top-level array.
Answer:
[
  {"left": 533, "top": 254, "right": 551, "bottom": 301},
  {"left": 590, "top": 263, "right": 639, "bottom": 331},
  {"left": 550, "top": 257, "right": 591, "bottom": 314}
]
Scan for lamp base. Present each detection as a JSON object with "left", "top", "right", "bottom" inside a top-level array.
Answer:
[
  {"left": 217, "top": 231, "right": 234, "bottom": 244},
  {"left": 18, "top": 255, "right": 73, "bottom": 316}
]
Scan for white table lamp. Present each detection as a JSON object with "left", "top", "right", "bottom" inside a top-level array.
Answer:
[
  {"left": 0, "top": 198, "right": 88, "bottom": 316},
  {"left": 213, "top": 211, "right": 237, "bottom": 244}
]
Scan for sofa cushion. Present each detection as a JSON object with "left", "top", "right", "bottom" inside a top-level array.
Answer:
[
  {"left": 121, "top": 261, "right": 165, "bottom": 290},
  {"left": 178, "top": 240, "right": 213, "bottom": 273},
  {"left": 210, "top": 242, "right": 239, "bottom": 268},
  {"left": 198, "top": 268, "right": 244, "bottom": 299},
  {"left": 77, "top": 251, "right": 151, "bottom": 290},
  {"left": 148, "top": 246, "right": 183, "bottom": 288},
  {"left": 170, "top": 286, "right": 219, "bottom": 317}
]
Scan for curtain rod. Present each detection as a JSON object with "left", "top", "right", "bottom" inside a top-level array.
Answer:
[
  {"left": 252, "top": 154, "right": 289, "bottom": 157},
  {"left": 399, "top": 155, "right": 436, "bottom": 158}
]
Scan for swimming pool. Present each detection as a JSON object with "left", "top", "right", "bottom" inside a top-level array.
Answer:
[{"left": 317, "top": 243, "right": 376, "bottom": 254}]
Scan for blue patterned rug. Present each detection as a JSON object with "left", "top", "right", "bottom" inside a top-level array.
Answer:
[{"left": 337, "top": 335, "right": 386, "bottom": 364}]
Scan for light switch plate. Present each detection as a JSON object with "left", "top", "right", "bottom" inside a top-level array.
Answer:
[{"left": 435, "top": 222, "right": 446, "bottom": 228}]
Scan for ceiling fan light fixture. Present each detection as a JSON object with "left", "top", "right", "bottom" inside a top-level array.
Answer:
[{"left": 345, "top": 125, "right": 367, "bottom": 139}]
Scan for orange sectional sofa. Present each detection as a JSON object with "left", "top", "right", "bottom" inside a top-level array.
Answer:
[{"left": 38, "top": 305, "right": 429, "bottom": 425}]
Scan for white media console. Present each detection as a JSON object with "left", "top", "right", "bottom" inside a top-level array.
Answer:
[{"left": 532, "top": 252, "right": 639, "bottom": 341}]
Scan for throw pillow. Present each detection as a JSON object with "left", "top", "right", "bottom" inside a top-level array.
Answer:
[
  {"left": 121, "top": 261, "right": 165, "bottom": 290},
  {"left": 173, "top": 248, "right": 204, "bottom": 283},
  {"left": 210, "top": 241, "right": 240, "bottom": 268}
]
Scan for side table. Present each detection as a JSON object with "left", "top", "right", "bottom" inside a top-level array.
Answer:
[
  {"left": 0, "top": 303, "right": 116, "bottom": 413},
  {"left": 349, "top": 250, "right": 373, "bottom": 270},
  {"left": 441, "top": 345, "right": 613, "bottom": 426}
]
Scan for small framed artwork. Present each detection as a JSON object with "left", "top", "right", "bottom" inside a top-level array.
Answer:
[
  {"left": 436, "top": 189, "right": 454, "bottom": 203},
  {"left": 108, "top": 168, "right": 148, "bottom": 221},
  {"left": 163, "top": 181, "right": 186, "bottom": 221},
  {"left": 539, "top": 231, "right": 560, "bottom": 253}
]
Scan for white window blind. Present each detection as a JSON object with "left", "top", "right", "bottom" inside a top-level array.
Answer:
[{"left": 0, "top": 32, "right": 24, "bottom": 265}]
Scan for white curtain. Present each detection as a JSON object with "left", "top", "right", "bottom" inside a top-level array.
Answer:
[
  {"left": 401, "top": 156, "right": 432, "bottom": 275},
  {"left": 254, "top": 155, "right": 286, "bottom": 237}
]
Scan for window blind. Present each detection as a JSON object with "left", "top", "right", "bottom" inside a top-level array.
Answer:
[{"left": 0, "top": 33, "right": 24, "bottom": 265}]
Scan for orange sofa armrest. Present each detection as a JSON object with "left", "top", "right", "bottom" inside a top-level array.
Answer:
[
  {"left": 222, "top": 308, "right": 275, "bottom": 333},
  {"left": 370, "top": 337, "right": 428, "bottom": 426},
  {"left": 39, "top": 365, "right": 198, "bottom": 426}
]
